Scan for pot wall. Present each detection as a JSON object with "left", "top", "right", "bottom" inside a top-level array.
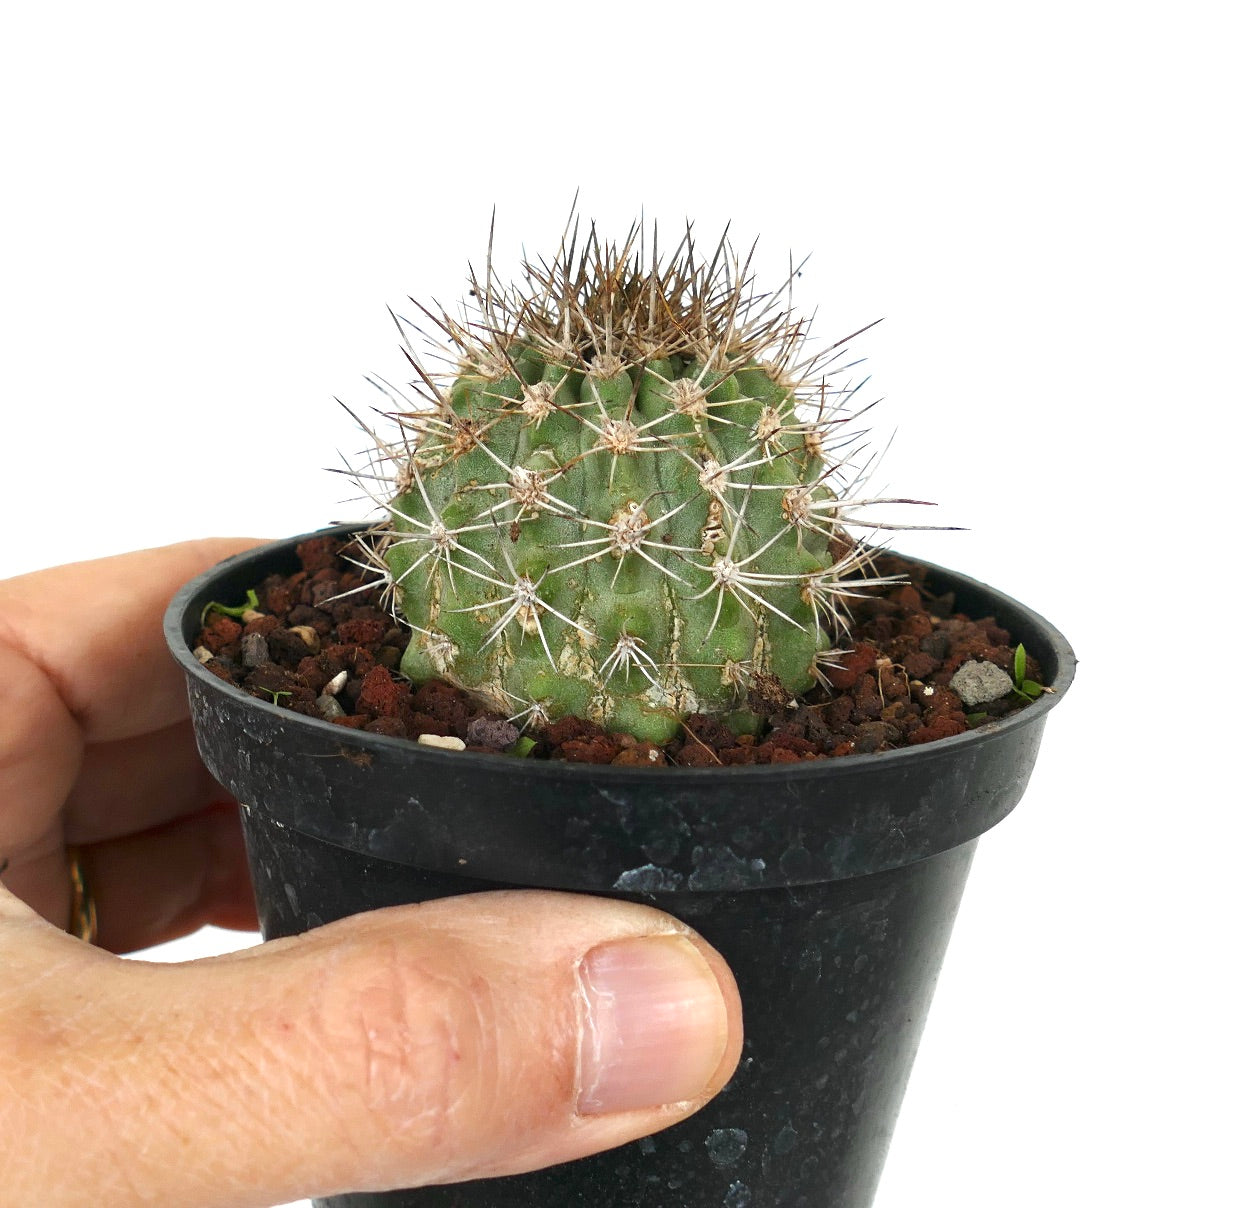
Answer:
[{"left": 243, "top": 811, "right": 978, "bottom": 1208}]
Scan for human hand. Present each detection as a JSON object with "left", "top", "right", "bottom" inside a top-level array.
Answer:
[{"left": 0, "top": 541, "right": 743, "bottom": 1207}]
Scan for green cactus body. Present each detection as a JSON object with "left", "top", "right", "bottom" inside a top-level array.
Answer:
[{"left": 368, "top": 223, "right": 897, "bottom": 742}]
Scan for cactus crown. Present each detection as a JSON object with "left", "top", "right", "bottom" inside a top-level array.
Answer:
[{"left": 350, "top": 218, "right": 921, "bottom": 742}]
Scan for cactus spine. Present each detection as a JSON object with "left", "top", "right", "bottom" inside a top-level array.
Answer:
[{"left": 357, "top": 220, "right": 908, "bottom": 742}]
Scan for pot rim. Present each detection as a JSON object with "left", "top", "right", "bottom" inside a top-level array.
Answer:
[{"left": 165, "top": 524, "right": 1076, "bottom": 781}]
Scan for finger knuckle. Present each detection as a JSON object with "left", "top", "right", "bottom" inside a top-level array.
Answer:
[{"left": 311, "top": 931, "right": 502, "bottom": 1140}]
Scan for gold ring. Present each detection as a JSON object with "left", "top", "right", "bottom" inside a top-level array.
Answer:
[{"left": 66, "top": 846, "right": 98, "bottom": 944}]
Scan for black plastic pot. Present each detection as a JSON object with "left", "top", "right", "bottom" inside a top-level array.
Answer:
[{"left": 166, "top": 526, "right": 1074, "bottom": 1208}]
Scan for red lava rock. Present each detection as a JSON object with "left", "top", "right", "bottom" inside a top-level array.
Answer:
[
  {"left": 259, "top": 577, "right": 295, "bottom": 617},
  {"left": 411, "top": 680, "right": 472, "bottom": 730},
  {"left": 309, "top": 580, "right": 342, "bottom": 609},
  {"left": 683, "top": 714, "right": 737, "bottom": 750},
  {"left": 821, "top": 643, "right": 878, "bottom": 691},
  {"left": 768, "top": 747, "right": 803, "bottom": 764},
  {"left": 201, "top": 615, "right": 242, "bottom": 653},
  {"left": 296, "top": 652, "right": 347, "bottom": 694},
  {"left": 868, "top": 616, "right": 898, "bottom": 642},
  {"left": 903, "top": 651, "right": 938, "bottom": 680},
  {"left": 364, "top": 716, "right": 407, "bottom": 738},
  {"left": 243, "top": 662, "right": 315, "bottom": 708},
  {"left": 558, "top": 736, "right": 622, "bottom": 764},
  {"left": 768, "top": 732, "right": 818, "bottom": 756},
  {"left": 891, "top": 584, "right": 923, "bottom": 613},
  {"left": 324, "top": 643, "right": 376, "bottom": 679},
  {"left": 611, "top": 743, "right": 666, "bottom": 767},
  {"left": 901, "top": 613, "right": 934, "bottom": 639},
  {"left": 296, "top": 537, "right": 338, "bottom": 573},
  {"left": 923, "top": 686, "right": 965, "bottom": 717},
  {"left": 850, "top": 678, "right": 884, "bottom": 722},
  {"left": 878, "top": 665, "right": 909, "bottom": 700},
  {"left": 675, "top": 743, "right": 723, "bottom": 767},
  {"left": 287, "top": 604, "right": 334, "bottom": 635},
  {"left": 855, "top": 721, "right": 902, "bottom": 753},
  {"left": 267, "top": 627, "right": 316, "bottom": 664},
  {"left": 543, "top": 716, "right": 602, "bottom": 748},
  {"left": 408, "top": 713, "right": 455, "bottom": 738},
  {"left": 338, "top": 617, "right": 388, "bottom": 646},
  {"left": 825, "top": 696, "right": 855, "bottom": 728},
  {"left": 203, "top": 659, "right": 239, "bottom": 685},
  {"left": 910, "top": 716, "right": 968, "bottom": 744},
  {"left": 983, "top": 619, "right": 1011, "bottom": 645},
  {"left": 355, "top": 666, "right": 409, "bottom": 717}
]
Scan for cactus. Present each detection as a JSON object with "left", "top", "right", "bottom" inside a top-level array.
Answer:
[{"left": 353, "top": 219, "right": 925, "bottom": 743}]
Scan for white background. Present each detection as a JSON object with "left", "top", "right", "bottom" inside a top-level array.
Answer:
[{"left": 2, "top": 2, "right": 1239, "bottom": 1205}]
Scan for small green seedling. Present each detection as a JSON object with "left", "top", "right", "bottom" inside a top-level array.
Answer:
[
  {"left": 1011, "top": 644, "right": 1045, "bottom": 702},
  {"left": 200, "top": 588, "right": 260, "bottom": 625},
  {"left": 258, "top": 687, "right": 292, "bottom": 705},
  {"left": 509, "top": 735, "right": 537, "bottom": 758}
]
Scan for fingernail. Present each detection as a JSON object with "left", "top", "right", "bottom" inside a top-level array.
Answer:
[{"left": 577, "top": 934, "right": 729, "bottom": 1115}]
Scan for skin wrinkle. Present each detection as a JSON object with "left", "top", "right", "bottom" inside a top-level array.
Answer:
[
  {"left": 196, "top": 993, "right": 333, "bottom": 1200},
  {"left": 348, "top": 948, "right": 484, "bottom": 1180},
  {"left": 357, "top": 942, "right": 430, "bottom": 1116},
  {"left": 75, "top": 965, "right": 322, "bottom": 1206},
  {"left": 3, "top": 979, "right": 156, "bottom": 1205},
  {"left": 242, "top": 937, "right": 464, "bottom": 1187},
  {"left": 438, "top": 971, "right": 516, "bottom": 1181},
  {"left": 156, "top": 1018, "right": 295, "bottom": 1205},
  {"left": 265, "top": 922, "right": 579, "bottom": 1191}
]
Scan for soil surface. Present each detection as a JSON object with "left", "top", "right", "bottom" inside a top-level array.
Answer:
[{"left": 192, "top": 535, "right": 1046, "bottom": 766}]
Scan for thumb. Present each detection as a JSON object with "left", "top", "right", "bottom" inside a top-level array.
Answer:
[{"left": 3, "top": 890, "right": 742, "bottom": 1208}]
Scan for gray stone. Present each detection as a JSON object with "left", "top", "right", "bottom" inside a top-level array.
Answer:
[
  {"left": 949, "top": 659, "right": 1014, "bottom": 707},
  {"left": 240, "top": 632, "right": 270, "bottom": 668}
]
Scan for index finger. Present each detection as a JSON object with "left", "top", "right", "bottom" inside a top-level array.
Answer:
[{"left": 0, "top": 539, "right": 267, "bottom": 744}]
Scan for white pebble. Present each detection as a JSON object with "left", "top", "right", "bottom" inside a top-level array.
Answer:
[
  {"left": 193, "top": 646, "right": 215, "bottom": 664},
  {"left": 417, "top": 733, "right": 467, "bottom": 751},
  {"left": 324, "top": 669, "right": 349, "bottom": 696}
]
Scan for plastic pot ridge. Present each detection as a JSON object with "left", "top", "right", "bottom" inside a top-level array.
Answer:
[{"left": 167, "top": 526, "right": 1074, "bottom": 1208}]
